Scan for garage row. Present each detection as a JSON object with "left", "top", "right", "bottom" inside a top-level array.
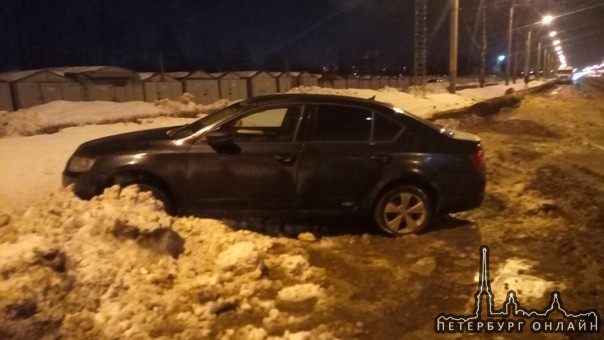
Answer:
[{"left": 0, "top": 66, "right": 415, "bottom": 111}]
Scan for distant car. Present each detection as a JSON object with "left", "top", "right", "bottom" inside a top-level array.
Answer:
[
  {"left": 555, "top": 66, "right": 574, "bottom": 84},
  {"left": 63, "top": 94, "right": 486, "bottom": 235}
]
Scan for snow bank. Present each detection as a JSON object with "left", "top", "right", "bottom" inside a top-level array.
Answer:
[
  {"left": 0, "top": 186, "right": 339, "bottom": 339},
  {"left": 289, "top": 81, "right": 547, "bottom": 119},
  {"left": 0, "top": 100, "right": 166, "bottom": 137},
  {"left": 0, "top": 93, "right": 229, "bottom": 137},
  {"left": 289, "top": 85, "right": 474, "bottom": 118}
]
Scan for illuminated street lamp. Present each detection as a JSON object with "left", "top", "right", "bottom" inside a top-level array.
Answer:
[
  {"left": 529, "top": 15, "right": 554, "bottom": 81},
  {"left": 539, "top": 32, "right": 561, "bottom": 79}
]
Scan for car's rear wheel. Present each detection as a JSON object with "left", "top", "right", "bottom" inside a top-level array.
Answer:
[{"left": 373, "top": 185, "right": 432, "bottom": 236}]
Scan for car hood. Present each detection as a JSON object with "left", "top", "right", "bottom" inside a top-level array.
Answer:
[{"left": 75, "top": 126, "right": 181, "bottom": 156}]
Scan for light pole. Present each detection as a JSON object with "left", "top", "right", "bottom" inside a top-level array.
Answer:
[
  {"left": 523, "top": 15, "right": 554, "bottom": 84},
  {"left": 449, "top": 0, "right": 459, "bottom": 94},
  {"left": 505, "top": 0, "right": 516, "bottom": 85},
  {"left": 523, "top": 28, "right": 532, "bottom": 85},
  {"left": 537, "top": 31, "right": 556, "bottom": 80}
]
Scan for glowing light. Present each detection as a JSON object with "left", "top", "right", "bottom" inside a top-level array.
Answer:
[
  {"left": 498, "top": 55, "right": 505, "bottom": 61},
  {"left": 542, "top": 15, "right": 554, "bottom": 25},
  {"left": 549, "top": 31, "right": 557, "bottom": 38},
  {"left": 553, "top": 40, "right": 561, "bottom": 46}
]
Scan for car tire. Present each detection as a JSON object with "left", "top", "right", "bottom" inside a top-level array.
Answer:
[
  {"left": 373, "top": 185, "right": 432, "bottom": 236},
  {"left": 130, "top": 183, "right": 174, "bottom": 215}
]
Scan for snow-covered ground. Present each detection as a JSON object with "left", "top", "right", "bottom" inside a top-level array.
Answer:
[{"left": 0, "top": 81, "right": 548, "bottom": 339}]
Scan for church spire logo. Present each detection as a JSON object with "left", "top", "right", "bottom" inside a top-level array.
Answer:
[{"left": 435, "top": 245, "right": 600, "bottom": 334}]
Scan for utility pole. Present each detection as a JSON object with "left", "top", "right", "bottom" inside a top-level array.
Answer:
[
  {"left": 537, "top": 39, "right": 542, "bottom": 80},
  {"left": 505, "top": 0, "right": 516, "bottom": 85},
  {"left": 543, "top": 50, "right": 549, "bottom": 79},
  {"left": 414, "top": 0, "right": 427, "bottom": 91},
  {"left": 479, "top": 0, "right": 486, "bottom": 88},
  {"left": 523, "top": 29, "right": 532, "bottom": 87},
  {"left": 449, "top": 0, "right": 459, "bottom": 94},
  {"left": 159, "top": 53, "right": 165, "bottom": 81}
]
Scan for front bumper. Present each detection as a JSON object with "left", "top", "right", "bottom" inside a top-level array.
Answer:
[{"left": 62, "top": 171, "right": 109, "bottom": 199}]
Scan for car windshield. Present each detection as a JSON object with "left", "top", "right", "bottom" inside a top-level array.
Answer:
[{"left": 168, "top": 100, "right": 245, "bottom": 138}]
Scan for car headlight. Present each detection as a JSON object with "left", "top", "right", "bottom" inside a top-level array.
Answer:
[{"left": 67, "top": 156, "right": 96, "bottom": 172}]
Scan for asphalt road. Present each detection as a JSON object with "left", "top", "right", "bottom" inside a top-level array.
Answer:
[{"left": 576, "top": 76, "right": 604, "bottom": 100}]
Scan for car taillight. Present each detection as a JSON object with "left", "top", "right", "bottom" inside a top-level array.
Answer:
[{"left": 470, "top": 148, "right": 486, "bottom": 172}]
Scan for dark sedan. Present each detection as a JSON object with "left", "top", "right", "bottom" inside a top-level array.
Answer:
[{"left": 63, "top": 93, "right": 486, "bottom": 235}]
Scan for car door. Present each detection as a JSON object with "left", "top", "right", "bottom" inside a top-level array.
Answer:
[
  {"left": 184, "top": 105, "right": 302, "bottom": 214},
  {"left": 296, "top": 104, "right": 404, "bottom": 211}
]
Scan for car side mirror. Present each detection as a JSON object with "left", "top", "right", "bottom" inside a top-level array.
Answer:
[
  {"left": 205, "top": 130, "right": 240, "bottom": 154},
  {"left": 206, "top": 130, "right": 234, "bottom": 145}
]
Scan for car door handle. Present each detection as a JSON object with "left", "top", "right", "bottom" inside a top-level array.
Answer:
[
  {"left": 274, "top": 154, "right": 296, "bottom": 165},
  {"left": 371, "top": 155, "right": 391, "bottom": 163}
]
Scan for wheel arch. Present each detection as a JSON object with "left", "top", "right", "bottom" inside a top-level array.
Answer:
[
  {"left": 369, "top": 172, "right": 441, "bottom": 213},
  {"left": 107, "top": 168, "right": 177, "bottom": 213}
]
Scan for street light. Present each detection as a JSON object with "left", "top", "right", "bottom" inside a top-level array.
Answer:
[
  {"left": 531, "top": 15, "right": 555, "bottom": 81},
  {"left": 505, "top": 0, "right": 516, "bottom": 85},
  {"left": 537, "top": 31, "right": 559, "bottom": 80}
]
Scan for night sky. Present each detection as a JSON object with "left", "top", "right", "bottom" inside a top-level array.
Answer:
[{"left": 0, "top": 0, "right": 603, "bottom": 75}]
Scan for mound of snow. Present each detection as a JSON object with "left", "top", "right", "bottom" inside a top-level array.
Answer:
[
  {"left": 0, "top": 93, "right": 230, "bottom": 137},
  {"left": 0, "top": 186, "right": 335, "bottom": 339},
  {"left": 0, "top": 100, "right": 166, "bottom": 137}
]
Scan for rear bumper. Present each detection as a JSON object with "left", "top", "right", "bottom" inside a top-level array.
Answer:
[{"left": 436, "top": 173, "right": 486, "bottom": 213}]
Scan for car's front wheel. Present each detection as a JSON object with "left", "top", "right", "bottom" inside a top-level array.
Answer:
[
  {"left": 373, "top": 185, "right": 432, "bottom": 236},
  {"left": 116, "top": 182, "right": 175, "bottom": 215}
]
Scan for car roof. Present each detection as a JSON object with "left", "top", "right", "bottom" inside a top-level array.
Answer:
[
  {"left": 240, "top": 93, "right": 397, "bottom": 111},
  {"left": 236, "top": 93, "right": 438, "bottom": 129}
]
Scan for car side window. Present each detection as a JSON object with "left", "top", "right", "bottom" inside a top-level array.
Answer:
[
  {"left": 307, "top": 105, "right": 372, "bottom": 142},
  {"left": 229, "top": 106, "right": 301, "bottom": 142},
  {"left": 373, "top": 112, "right": 404, "bottom": 142}
]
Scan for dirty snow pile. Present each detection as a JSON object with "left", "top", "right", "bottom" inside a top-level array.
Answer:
[{"left": 0, "top": 185, "right": 346, "bottom": 339}]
